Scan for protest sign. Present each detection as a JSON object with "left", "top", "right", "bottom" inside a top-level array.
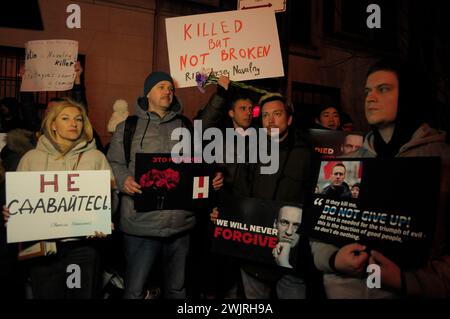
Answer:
[
  {"left": 20, "top": 39, "right": 78, "bottom": 91},
  {"left": 6, "top": 170, "right": 111, "bottom": 243},
  {"left": 165, "top": 8, "right": 284, "bottom": 88},
  {"left": 134, "top": 153, "right": 214, "bottom": 212},
  {"left": 211, "top": 193, "right": 305, "bottom": 269},
  {"left": 302, "top": 157, "right": 440, "bottom": 269}
]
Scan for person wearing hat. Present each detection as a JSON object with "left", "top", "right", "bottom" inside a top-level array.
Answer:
[
  {"left": 311, "top": 58, "right": 450, "bottom": 298},
  {"left": 107, "top": 71, "right": 223, "bottom": 299},
  {"left": 107, "top": 99, "right": 129, "bottom": 134}
]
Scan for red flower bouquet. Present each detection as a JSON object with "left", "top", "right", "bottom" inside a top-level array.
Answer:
[
  {"left": 139, "top": 168, "right": 180, "bottom": 191},
  {"left": 139, "top": 168, "right": 180, "bottom": 209}
]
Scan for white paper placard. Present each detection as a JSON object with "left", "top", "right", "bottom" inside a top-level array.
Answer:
[
  {"left": 165, "top": 8, "right": 284, "bottom": 88},
  {"left": 20, "top": 39, "right": 78, "bottom": 92},
  {"left": 6, "top": 170, "right": 111, "bottom": 243}
]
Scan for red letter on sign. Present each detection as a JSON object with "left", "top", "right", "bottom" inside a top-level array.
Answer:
[
  {"left": 193, "top": 176, "right": 209, "bottom": 199},
  {"left": 40, "top": 174, "right": 58, "bottom": 193},
  {"left": 67, "top": 173, "right": 80, "bottom": 191}
]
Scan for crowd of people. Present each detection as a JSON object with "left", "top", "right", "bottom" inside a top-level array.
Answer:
[{"left": 0, "top": 57, "right": 449, "bottom": 299}]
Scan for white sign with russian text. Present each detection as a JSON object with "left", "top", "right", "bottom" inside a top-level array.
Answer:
[{"left": 6, "top": 170, "right": 111, "bottom": 243}]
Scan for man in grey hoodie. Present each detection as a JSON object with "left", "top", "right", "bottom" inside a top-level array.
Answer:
[
  {"left": 107, "top": 72, "right": 212, "bottom": 299},
  {"left": 311, "top": 58, "right": 450, "bottom": 298}
]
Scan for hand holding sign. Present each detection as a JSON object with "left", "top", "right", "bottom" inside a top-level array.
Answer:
[
  {"left": 369, "top": 250, "right": 401, "bottom": 290},
  {"left": 272, "top": 242, "right": 293, "bottom": 268},
  {"left": 334, "top": 243, "right": 368, "bottom": 276},
  {"left": 2, "top": 205, "right": 10, "bottom": 224},
  {"left": 123, "top": 176, "right": 142, "bottom": 195}
]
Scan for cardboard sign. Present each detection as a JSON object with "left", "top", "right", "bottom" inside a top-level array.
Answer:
[
  {"left": 302, "top": 158, "right": 440, "bottom": 269},
  {"left": 134, "top": 153, "right": 214, "bottom": 212},
  {"left": 6, "top": 170, "right": 111, "bottom": 243},
  {"left": 165, "top": 8, "right": 284, "bottom": 88},
  {"left": 20, "top": 39, "right": 78, "bottom": 92},
  {"left": 211, "top": 193, "right": 306, "bottom": 270}
]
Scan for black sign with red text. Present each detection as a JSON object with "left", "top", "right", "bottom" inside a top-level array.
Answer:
[{"left": 134, "top": 153, "right": 214, "bottom": 212}]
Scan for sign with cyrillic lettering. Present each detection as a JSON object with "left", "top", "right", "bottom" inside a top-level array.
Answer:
[
  {"left": 134, "top": 153, "right": 213, "bottom": 212},
  {"left": 6, "top": 170, "right": 111, "bottom": 243}
]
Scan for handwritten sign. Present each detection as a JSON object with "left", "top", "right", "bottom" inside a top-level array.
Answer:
[
  {"left": 20, "top": 39, "right": 78, "bottom": 92},
  {"left": 6, "top": 170, "right": 111, "bottom": 243},
  {"left": 165, "top": 8, "right": 284, "bottom": 88}
]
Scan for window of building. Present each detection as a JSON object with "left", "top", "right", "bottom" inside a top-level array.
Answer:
[
  {"left": 289, "top": 0, "right": 312, "bottom": 46},
  {"left": 323, "top": 0, "right": 398, "bottom": 50}
]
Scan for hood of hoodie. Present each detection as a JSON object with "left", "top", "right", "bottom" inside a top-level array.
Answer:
[
  {"left": 36, "top": 134, "right": 96, "bottom": 159},
  {"left": 135, "top": 95, "right": 183, "bottom": 123},
  {"left": 361, "top": 123, "right": 446, "bottom": 157},
  {"left": 6, "top": 128, "right": 36, "bottom": 154}
]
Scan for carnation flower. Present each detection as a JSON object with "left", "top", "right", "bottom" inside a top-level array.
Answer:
[{"left": 195, "top": 69, "right": 272, "bottom": 95}]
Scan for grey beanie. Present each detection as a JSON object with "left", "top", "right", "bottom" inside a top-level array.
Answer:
[{"left": 143, "top": 71, "right": 174, "bottom": 97}]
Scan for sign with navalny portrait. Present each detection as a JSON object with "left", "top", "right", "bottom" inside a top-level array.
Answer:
[
  {"left": 302, "top": 157, "right": 440, "bottom": 269},
  {"left": 211, "top": 193, "right": 307, "bottom": 270}
]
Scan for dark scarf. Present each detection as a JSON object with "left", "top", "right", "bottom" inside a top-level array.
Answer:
[{"left": 372, "top": 123, "right": 418, "bottom": 159}]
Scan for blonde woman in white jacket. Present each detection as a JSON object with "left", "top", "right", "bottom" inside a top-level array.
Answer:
[{"left": 3, "top": 98, "right": 114, "bottom": 299}]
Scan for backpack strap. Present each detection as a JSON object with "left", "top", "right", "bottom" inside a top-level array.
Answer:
[
  {"left": 176, "top": 115, "right": 193, "bottom": 133},
  {"left": 123, "top": 115, "right": 138, "bottom": 167},
  {"left": 123, "top": 114, "right": 191, "bottom": 167}
]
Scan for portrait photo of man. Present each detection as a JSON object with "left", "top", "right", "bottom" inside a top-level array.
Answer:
[
  {"left": 340, "top": 133, "right": 364, "bottom": 155},
  {"left": 272, "top": 206, "right": 303, "bottom": 268},
  {"left": 320, "top": 163, "right": 352, "bottom": 199}
]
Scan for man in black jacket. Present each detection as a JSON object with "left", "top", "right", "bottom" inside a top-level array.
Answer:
[{"left": 236, "top": 93, "right": 322, "bottom": 299}]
